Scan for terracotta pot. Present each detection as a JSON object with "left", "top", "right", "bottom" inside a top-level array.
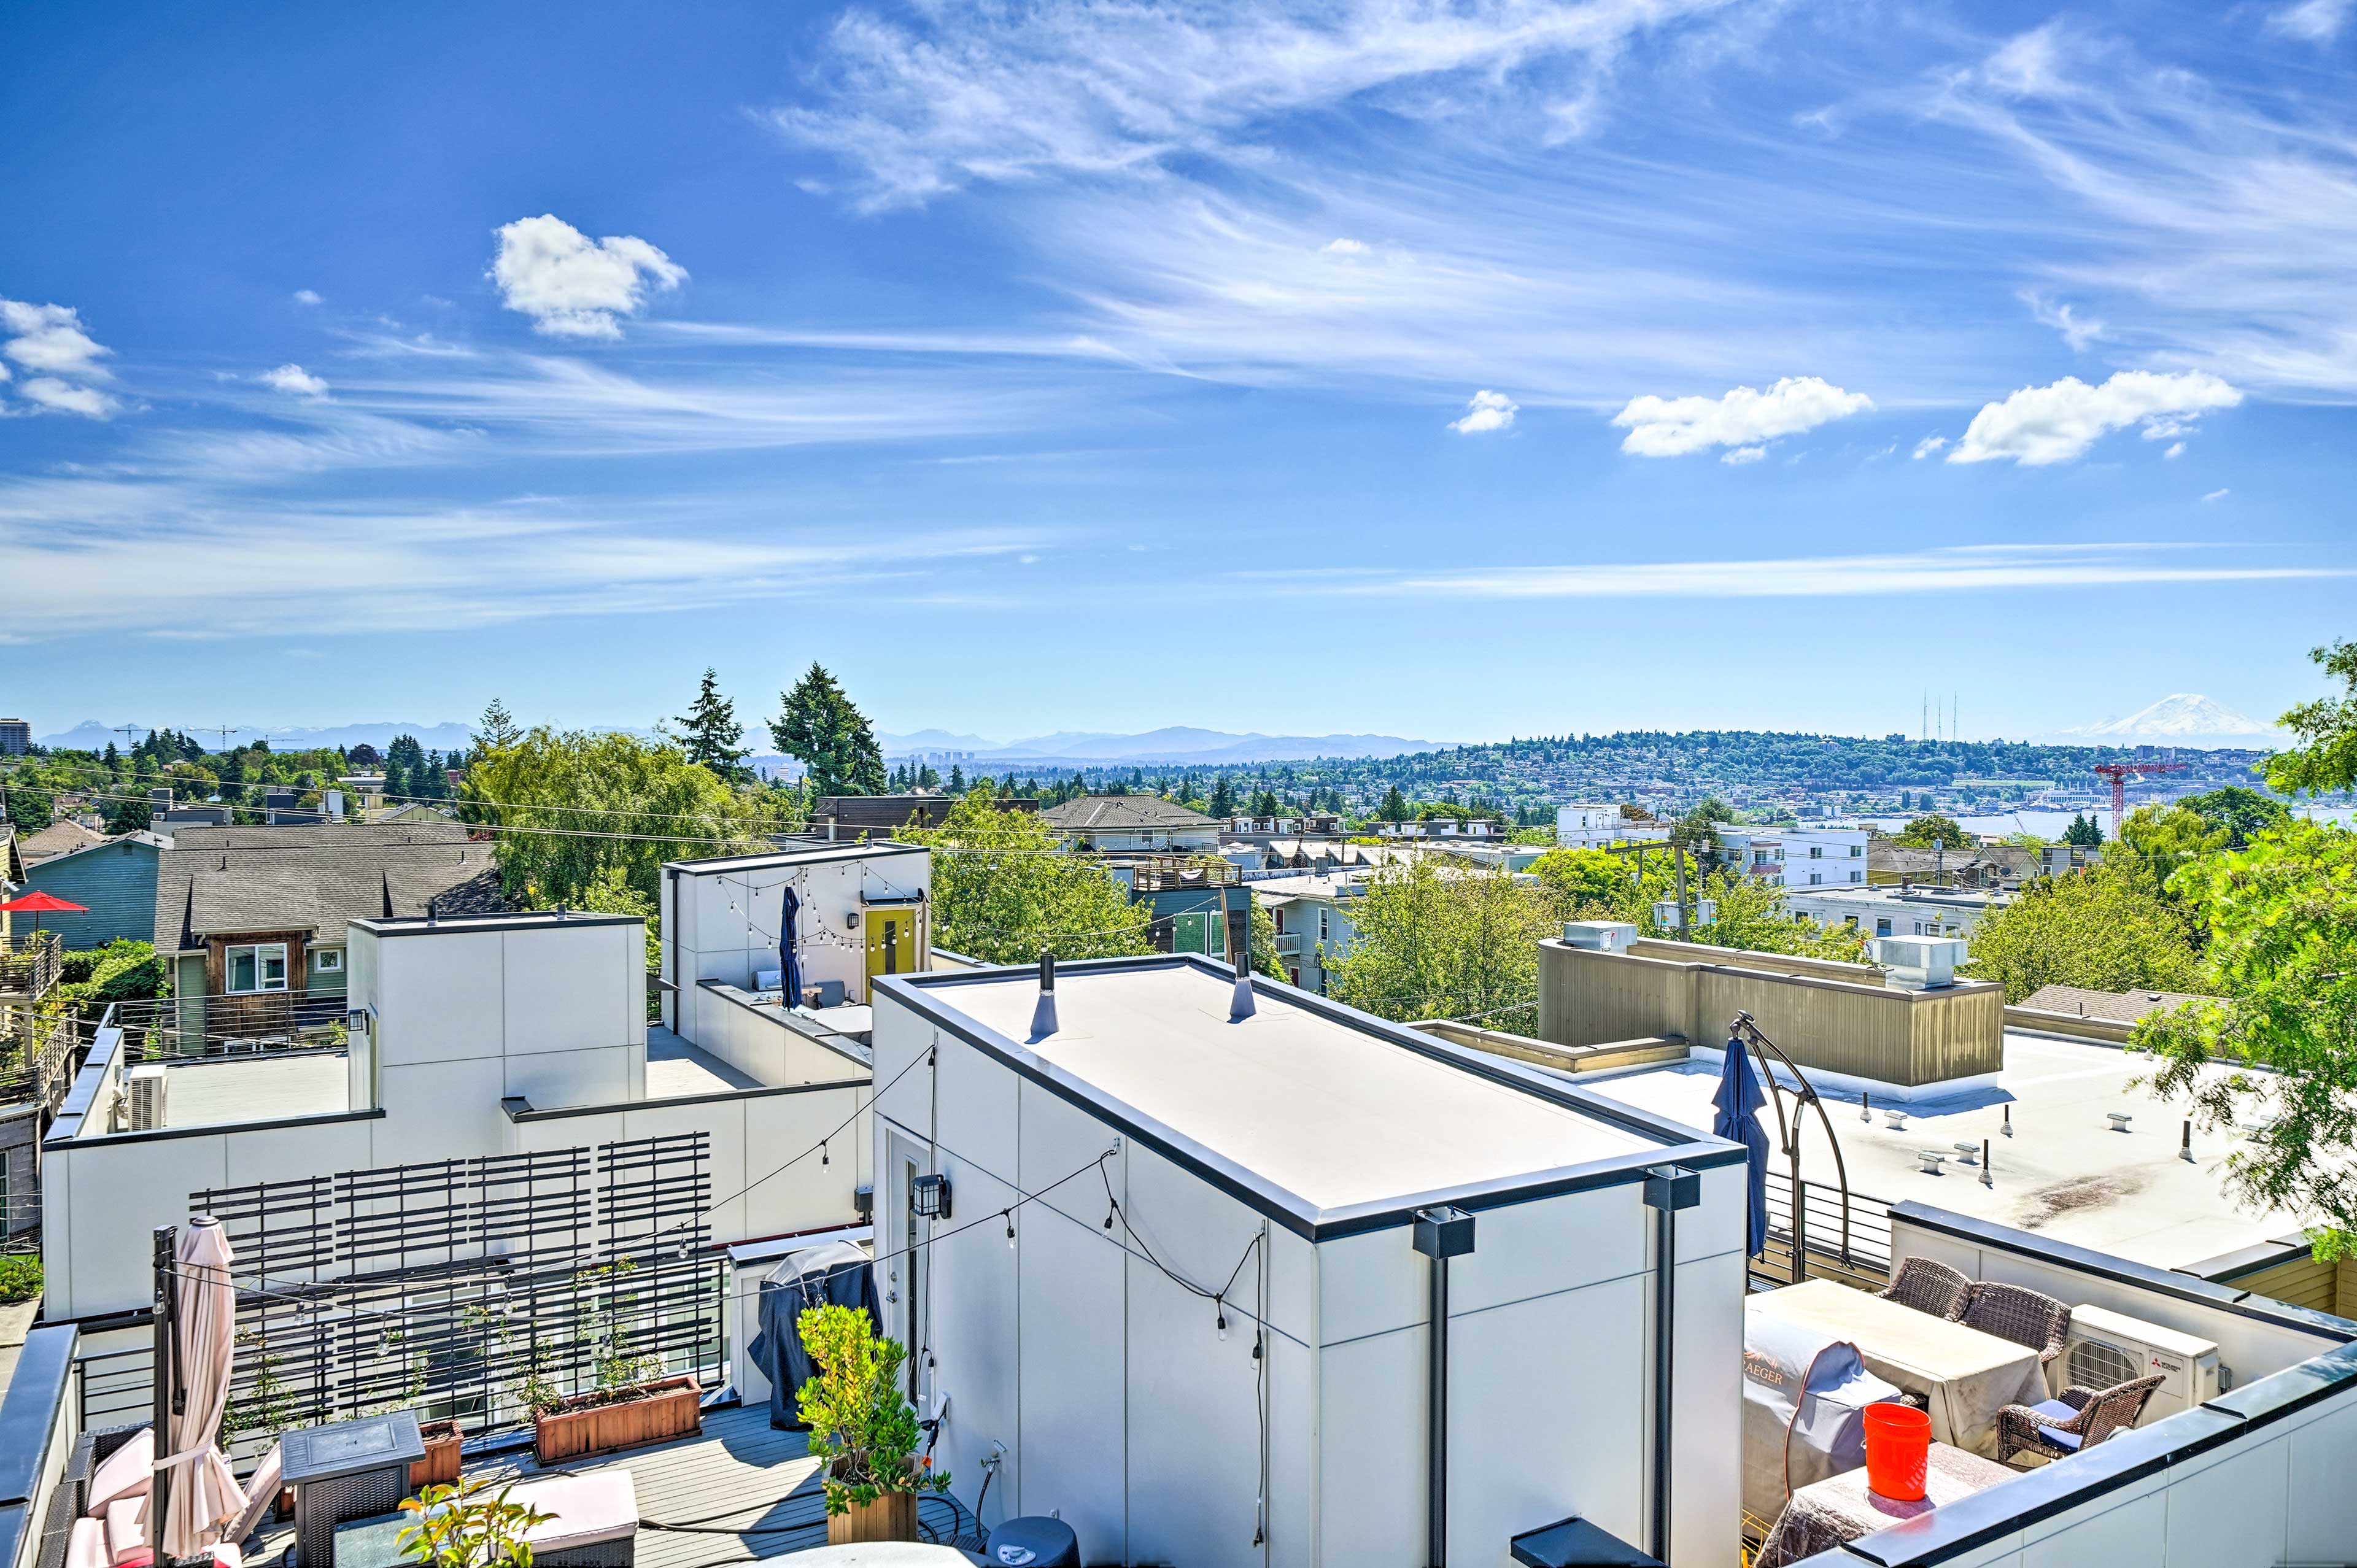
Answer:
[
  {"left": 408, "top": 1419, "right": 465, "bottom": 1491},
  {"left": 826, "top": 1491, "right": 918, "bottom": 1546},
  {"left": 532, "top": 1375, "right": 702, "bottom": 1464}
]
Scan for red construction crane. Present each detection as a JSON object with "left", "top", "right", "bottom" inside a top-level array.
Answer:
[{"left": 2092, "top": 762, "right": 2188, "bottom": 839}]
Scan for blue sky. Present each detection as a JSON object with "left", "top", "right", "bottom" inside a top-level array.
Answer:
[{"left": 3, "top": 0, "right": 2353, "bottom": 746}]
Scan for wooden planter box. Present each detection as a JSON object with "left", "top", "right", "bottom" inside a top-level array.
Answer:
[
  {"left": 826, "top": 1491, "right": 917, "bottom": 1546},
  {"left": 533, "top": 1376, "right": 702, "bottom": 1464},
  {"left": 408, "top": 1419, "right": 465, "bottom": 1492}
]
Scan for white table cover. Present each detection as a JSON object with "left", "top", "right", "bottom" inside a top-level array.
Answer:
[{"left": 1747, "top": 1279, "right": 2049, "bottom": 1458}]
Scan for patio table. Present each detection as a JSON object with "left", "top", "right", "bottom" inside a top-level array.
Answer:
[
  {"left": 1754, "top": 1440, "right": 2017, "bottom": 1567},
  {"left": 1746, "top": 1279, "right": 2049, "bottom": 1458}
]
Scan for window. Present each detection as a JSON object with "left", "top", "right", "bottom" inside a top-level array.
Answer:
[
  {"left": 314, "top": 948, "right": 344, "bottom": 975},
  {"left": 226, "top": 943, "right": 288, "bottom": 994},
  {"left": 1809, "top": 846, "right": 1824, "bottom": 859},
  {"left": 1876, "top": 918, "right": 1893, "bottom": 937},
  {"left": 1850, "top": 845, "right": 1864, "bottom": 857},
  {"left": 1809, "top": 873, "right": 1823, "bottom": 886},
  {"left": 1318, "top": 910, "right": 1329, "bottom": 941},
  {"left": 1851, "top": 870, "right": 1864, "bottom": 882},
  {"left": 1844, "top": 916, "right": 1859, "bottom": 929}
]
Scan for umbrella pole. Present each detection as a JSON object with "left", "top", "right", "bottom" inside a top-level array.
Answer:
[{"left": 151, "top": 1225, "right": 178, "bottom": 1556}]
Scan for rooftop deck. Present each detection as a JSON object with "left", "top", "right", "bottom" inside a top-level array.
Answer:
[
  {"left": 244, "top": 1404, "right": 978, "bottom": 1567},
  {"left": 1585, "top": 1029, "right": 2303, "bottom": 1270}
]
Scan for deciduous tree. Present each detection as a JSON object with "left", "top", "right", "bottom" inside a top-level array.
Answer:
[{"left": 898, "top": 784, "right": 1155, "bottom": 963}]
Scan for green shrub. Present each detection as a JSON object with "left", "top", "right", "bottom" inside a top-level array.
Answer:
[{"left": 0, "top": 1256, "right": 43, "bottom": 1303}]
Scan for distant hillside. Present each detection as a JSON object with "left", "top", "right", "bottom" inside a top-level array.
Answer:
[{"left": 984, "top": 727, "right": 1450, "bottom": 764}]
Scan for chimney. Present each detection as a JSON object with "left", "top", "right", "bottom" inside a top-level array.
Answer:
[{"left": 1029, "top": 950, "right": 1059, "bottom": 1038}]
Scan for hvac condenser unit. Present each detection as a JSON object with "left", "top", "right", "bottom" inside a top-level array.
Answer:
[
  {"left": 2062, "top": 1303, "right": 2224, "bottom": 1421},
  {"left": 125, "top": 1063, "right": 169, "bottom": 1132}
]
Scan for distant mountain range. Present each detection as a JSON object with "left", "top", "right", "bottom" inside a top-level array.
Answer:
[
  {"left": 38, "top": 719, "right": 482, "bottom": 753},
  {"left": 880, "top": 727, "right": 1453, "bottom": 765},
  {"left": 2051, "top": 693, "right": 2282, "bottom": 748}
]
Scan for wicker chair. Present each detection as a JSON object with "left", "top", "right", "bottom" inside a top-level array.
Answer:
[
  {"left": 1997, "top": 1373, "right": 2165, "bottom": 1463},
  {"left": 1878, "top": 1257, "right": 1973, "bottom": 1321},
  {"left": 1962, "top": 1281, "right": 2072, "bottom": 1365}
]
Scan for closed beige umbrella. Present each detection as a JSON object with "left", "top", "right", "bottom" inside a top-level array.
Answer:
[{"left": 153, "top": 1217, "right": 248, "bottom": 1558}]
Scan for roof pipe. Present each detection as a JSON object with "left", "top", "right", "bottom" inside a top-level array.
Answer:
[
  {"left": 1643, "top": 1166, "right": 1699, "bottom": 1564},
  {"left": 1029, "top": 949, "right": 1058, "bottom": 1038},
  {"left": 1231, "top": 892, "right": 1256, "bottom": 1020},
  {"left": 1413, "top": 1207, "right": 1476, "bottom": 1567}
]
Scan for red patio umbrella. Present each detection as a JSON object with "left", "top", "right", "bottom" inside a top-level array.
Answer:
[{"left": 0, "top": 890, "right": 88, "bottom": 935}]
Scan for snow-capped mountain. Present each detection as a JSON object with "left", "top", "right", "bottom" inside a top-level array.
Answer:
[{"left": 2061, "top": 694, "right": 2281, "bottom": 747}]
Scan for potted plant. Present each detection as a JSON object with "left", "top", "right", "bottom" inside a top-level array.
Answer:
[
  {"left": 795, "top": 1304, "right": 950, "bottom": 1545},
  {"left": 409, "top": 1419, "right": 465, "bottom": 1491},
  {"left": 397, "top": 1477, "right": 554, "bottom": 1568},
  {"left": 515, "top": 1262, "right": 702, "bottom": 1464}
]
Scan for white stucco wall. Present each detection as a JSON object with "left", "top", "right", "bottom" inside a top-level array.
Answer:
[{"left": 866, "top": 983, "right": 1744, "bottom": 1567}]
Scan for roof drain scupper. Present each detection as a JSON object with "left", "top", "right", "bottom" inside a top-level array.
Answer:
[
  {"left": 1413, "top": 1205, "right": 1476, "bottom": 1567},
  {"left": 1642, "top": 1165, "right": 1699, "bottom": 1564},
  {"left": 1029, "top": 949, "right": 1058, "bottom": 1038}
]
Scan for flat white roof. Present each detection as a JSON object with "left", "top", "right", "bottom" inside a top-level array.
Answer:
[
  {"left": 1583, "top": 1030, "right": 2302, "bottom": 1270},
  {"left": 928, "top": 962, "right": 1668, "bottom": 1216}
]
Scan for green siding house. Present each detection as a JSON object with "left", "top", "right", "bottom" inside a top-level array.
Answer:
[{"left": 14, "top": 831, "right": 168, "bottom": 949}]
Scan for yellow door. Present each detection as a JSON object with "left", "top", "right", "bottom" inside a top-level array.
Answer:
[{"left": 865, "top": 907, "right": 918, "bottom": 995}]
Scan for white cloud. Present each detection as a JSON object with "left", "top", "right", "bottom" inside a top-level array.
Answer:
[
  {"left": 2267, "top": 0, "right": 2352, "bottom": 42},
  {"left": 293, "top": 289, "right": 323, "bottom": 306},
  {"left": 260, "top": 364, "right": 330, "bottom": 398},
  {"left": 1948, "top": 370, "right": 2242, "bottom": 466},
  {"left": 18, "top": 377, "right": 119, "bottom": 419},
  {"left": 770, "top": 0, "right": 1738, "bottom": 210},
  {"left": 1, "top": 299, "right": 117, "bottom": 418},
  {"left": 1, "top": 299, "right": 110, "bottom": 377},
  {"left": 490, "top": 214, "right": 687, "bottom": 339},
  {"left": 1721, "top": 445, "right": 1767, "bottom": 465},
  {"left": 2022, "top": 293, "right": 2105, "bottom": 351},
  {"left": 1246, "top": 543, "right": 2349, "bottom": 601},
  {"left": 1612, "top": 376, "right": 1871, "bottom": 457},
  {"left": 2164, "top": 441, "right": 2186, "bottom": 459},
  {"left": 1449, "top": 389, "right": 1517, "bottom": 434},
  {"left": 1322, "top": 238, "right": 1369, "bottom": 255},
  {"left": 1912, "top": 435, "right": 1948, "bottom": 460},
  {"left": 2204, "top": 488, "right": 2231, "bottom": 501}
]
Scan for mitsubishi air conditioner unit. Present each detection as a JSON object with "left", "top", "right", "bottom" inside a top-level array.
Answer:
[
  {"left": 2062, "top": 1303, "right": 2224, "bottom": 1421},
  {"left": 125, "top": 1062, "right": 169, "bottom": 1132}
]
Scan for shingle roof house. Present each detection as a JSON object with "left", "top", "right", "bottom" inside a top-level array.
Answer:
[
  {"left": 1036, "top": 794, "right": 1221, "bottom": 851},
  {"left": 155, "top": 823, "right": 506, "bottom": 1031}
]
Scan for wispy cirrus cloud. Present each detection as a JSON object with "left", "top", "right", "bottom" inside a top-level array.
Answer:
[
  {"left": 768, "top": 0, "right": 1741, "bottom": 210},
  {"left": 1237, "top": 543, "right": 2349, "bottom": 601}
]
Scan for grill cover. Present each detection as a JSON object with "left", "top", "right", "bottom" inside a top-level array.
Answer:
[
  {"left": 1741, "top": 1315, "right": 1902, "bottom": 1526},
  {"left": 746, "top": 1240, "right": 879, "bottom": 1429}
]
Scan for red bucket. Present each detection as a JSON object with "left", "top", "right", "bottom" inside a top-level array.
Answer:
[{"left": 1863, "top": 1402, "right": 1931, "bottom": 1501}]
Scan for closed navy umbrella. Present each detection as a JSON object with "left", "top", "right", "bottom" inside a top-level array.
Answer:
[
  {"left": 779, "top": 884, "right": 805, "bottom": 1007},
  {"left": 1713, "top": 1033, "right": 1771, "bottom": 1259}
]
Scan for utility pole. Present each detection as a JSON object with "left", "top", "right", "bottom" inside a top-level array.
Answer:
[{"left": 1674, "top": 843, "right": 1692, "bottom": 938}]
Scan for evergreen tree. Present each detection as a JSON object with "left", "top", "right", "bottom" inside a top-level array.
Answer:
[
  {"left": 918, "top": 763, "right": 941, "bottom": 789},
  {"left": 474, "top": 698, "right": 522, "bottom": 754},
  {"left": 769, "top": 663, "right": 888, "bottom": 797},
  {"left": 674, "top": 667, "right": 751, "bottom": 782},
  {"left": 948, "top": 764, "right": 966, "bottom": 792},
  {"left": 1209, "top": 776, "right": 1236, "bottom": 817},
  {"left": 1380, "top": 784, "right": 1410, "bottom": 821},
  {"left": 2062, "top": 813, "right": 2104, "bottom": 848},
  {"left": 103, "top": 741, "right": 118, "bottom": 767}
]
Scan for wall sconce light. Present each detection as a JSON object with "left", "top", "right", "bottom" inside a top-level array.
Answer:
[
  {"left": 846, "top": 910, "right": 862, "bottom": 930},
  {"left": 913, "top": 1173, "right": 951, "bottom": 1220}
]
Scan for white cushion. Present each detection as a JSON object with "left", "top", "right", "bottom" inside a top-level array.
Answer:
[
  {"left": 222, "top": 1444, "right": 281, "bottom": 1550},
  {"left": 104, "top": 1497, "right": 152, "bottom": 1567},
  {"left": 508, "top": 1472, "right": 639, "bottom": 1553},
  {"left": 67, "top": 1518, "right": 110, "bottom": 1568},
  {"left": 85, "top": 1430, "right": 154, "bottom": 1518}
]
